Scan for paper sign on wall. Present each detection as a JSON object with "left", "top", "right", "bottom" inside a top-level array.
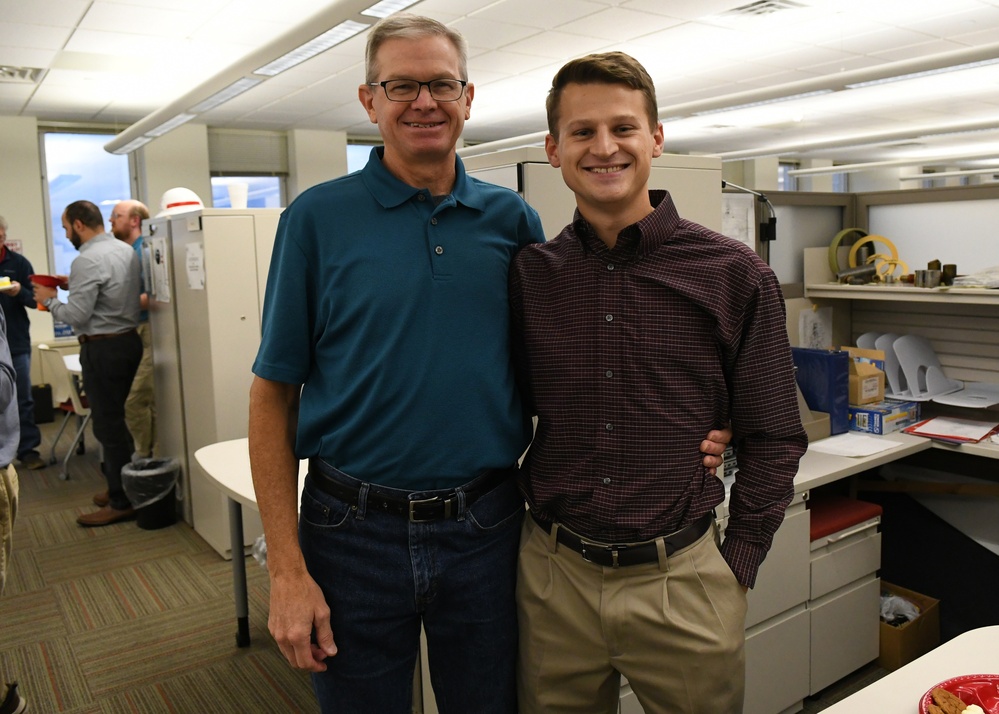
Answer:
[
  {"left": 150, "top": 236, "right": 171, "bottom": 303},
  {"left": 186, "top": 242, "right": 205, "bottom": 290}
]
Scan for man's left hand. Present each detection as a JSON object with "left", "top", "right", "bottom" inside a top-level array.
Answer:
[{"left": 701, "top": 427, "right": 733, "bottom": 475}]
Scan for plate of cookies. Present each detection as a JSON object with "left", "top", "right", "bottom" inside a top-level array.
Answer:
[{"left": 920, "top": 675, "right": 999, "bottom": 714}]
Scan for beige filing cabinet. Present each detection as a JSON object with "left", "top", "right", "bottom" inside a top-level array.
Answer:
[
  {"left": 462, "top": 147, "right": 722, "bottom": 238},
  {"left": 146, "top": 208, "right": 281, "bottom": 557},
  {"left": 740, "top": 494, "right": 812, "bottom": 714},
  {"left": 807, "top": 506, "right": 881, "bottom": 695}
]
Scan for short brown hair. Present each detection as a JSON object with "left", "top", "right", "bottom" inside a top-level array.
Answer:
[
  {"left": 365, "top": 14, "right": 468, "bottom": 84},
  {"left": 64, "top": 200, "right": 105, "bottom": 231},
  {"left": 546, "top": 52, "right": 659, "bottom": 137}
]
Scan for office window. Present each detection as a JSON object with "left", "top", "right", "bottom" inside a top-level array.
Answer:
[
  {"left": 42, "top": 131, "right": 131, "bottom": 277},
  {"left": 347, "top": 143, "right": 379, "bottom": 173},
  {"left": 210, "top": 176, "right": 284, "bottom": 208},
  {"left": 778, "top": 162, "right": 798, "bottom": 192}
]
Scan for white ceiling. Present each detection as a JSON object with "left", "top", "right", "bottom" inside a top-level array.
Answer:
[{"left": 3, "top": 0, "right": 999, "bottom": 170}]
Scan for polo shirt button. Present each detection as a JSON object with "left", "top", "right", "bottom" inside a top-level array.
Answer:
[
  {"left": 605, "top": 423, "right": 613, "bottom": 431},
  {"left": 417, "top": 194, "right": 426, "bottom": 201},
  {"left": 602, "top": 477, "right": 611, "bottom": 485},
  {"left": 435, "top": 246, "right": 444, "bottom": 255},
  {"left": 605, "top": 314, "right": 613, "bottom": 322},
  {"left": 431, "top": 217, "right": 438, "bottom": 225}
]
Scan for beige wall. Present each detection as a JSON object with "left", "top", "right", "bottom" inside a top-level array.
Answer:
[
  {"left": 136, "top": 123, "right": 213, "bottom": 213},
  {"left": 288, "top": 129, "right": 349, "bottom": 202},
  {"left": 0, "top": 116, "right": 56, "bottom": 348}
]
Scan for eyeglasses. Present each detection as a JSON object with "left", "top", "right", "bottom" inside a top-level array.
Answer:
[{"left": 368, "top": 78, "right": 467, "bottom": 102}]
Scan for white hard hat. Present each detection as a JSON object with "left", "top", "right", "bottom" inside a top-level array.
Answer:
[{"left": 157, "top": 187, "right": 204, "bottom": 217}]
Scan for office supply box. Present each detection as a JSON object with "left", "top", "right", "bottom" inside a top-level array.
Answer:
[
  {"left": 848, "top": 399, "right": 920, "bottom": 435},
  {"left": 878, "top": 581, "right": 940, "bottom": 671},
  {"left": 840, "top": 347, "right": 885, "bottom": 406}
]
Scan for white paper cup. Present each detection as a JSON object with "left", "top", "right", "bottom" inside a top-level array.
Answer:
[{"left": 227, "top": 183, "right": 248, "bottom": 209}]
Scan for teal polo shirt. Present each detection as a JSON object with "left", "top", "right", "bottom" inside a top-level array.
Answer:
[{"left": 253, "top": 148, "right": 545, "bottom": 489}]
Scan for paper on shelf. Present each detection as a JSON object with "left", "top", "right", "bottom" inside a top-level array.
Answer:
[
  {"left": 808, "top": 432, "right": 905, "bottom": 457},
  {"left": 904, "top": 416, "right": 999, "bottom": 443}
]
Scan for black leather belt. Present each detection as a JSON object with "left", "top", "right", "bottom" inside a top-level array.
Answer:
[
  {"left": 530, "top": 512, "right": 714, "bottom": 568},
  {"left": 78, "top": 328, "right": 138, "bottom": 344},
  {"left": 308, "top": 458, "right": 515, "bottom": 523}
]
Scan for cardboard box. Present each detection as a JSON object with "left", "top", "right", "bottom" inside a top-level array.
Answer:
[
  {"left": 797, "top": 385, "right": 831, "bottom": 442},
  {"left": 840, "top": 346, "right": 886, "bottom": 405},
  {"left": 839, "top": 346, "right": 886, "bottom": 372},
  {"left": 879, "top": 581, "right": 940, "bottom": 671},
  {"left": 848, "top": 399, "right": 921, "bottom": 435},
  {"left": 848, "top": 361, "right": 885, "bottom": 405}
]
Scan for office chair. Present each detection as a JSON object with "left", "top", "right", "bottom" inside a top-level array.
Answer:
[{"left": 37, "top": 344, "right": 91, "bottom": 481}]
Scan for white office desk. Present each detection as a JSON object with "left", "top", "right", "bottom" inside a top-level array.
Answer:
[
  {"left": 197, "top": 433, "right": 998, "bottom": 649},
  {"left": 820, "top": 626, "right": 999, "bottom": 713},
  {"left": 194, "top": 439, "right": 307, "bottom": 647}
]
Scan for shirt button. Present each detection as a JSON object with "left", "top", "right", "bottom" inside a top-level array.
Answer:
[
  {"left": 605, "top": 423, "right": 613, "bottom": 431},
  {"left": 602, "top": 477, "right": 611, "bottom": 485},
  {"left": 435, "top": 246, "right": 444, "bottom": 255},
  {"left": 605, "top": 314, "right": 613, "bottom": 322},
  {"left": 605, "top": 370, "right": 613, "bottom": 378},
  {"left": 607, "top": 264, "right": 615, "bottom": 271},
  {"left": 417, "top": 194, "right": 426, "bottom": 201},
  {"left": 431, "top": 217, "right": 438, "bottom": 225}
]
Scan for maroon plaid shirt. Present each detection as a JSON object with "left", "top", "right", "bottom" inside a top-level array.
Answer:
[{"left": 509, "top": 190, "right": 806, "bottom": 587}]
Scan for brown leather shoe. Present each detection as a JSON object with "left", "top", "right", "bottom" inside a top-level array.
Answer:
[
  {"left": 93, "top": 490, "right": 110, "bottom": 507},
  {"left": 77, "top": 505, "right": 135, "bottom": 527}
]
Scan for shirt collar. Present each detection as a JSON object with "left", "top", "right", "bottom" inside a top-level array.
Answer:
[
  {"left": 570, "top": 190, "right": 681, "bottom": 261},
  {"left": 359, "top": 146, "right": 486, "bottom": 213}
]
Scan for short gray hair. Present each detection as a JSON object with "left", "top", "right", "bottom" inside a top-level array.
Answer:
[{"left": 365, "top": 14, "right": 468, "bottom": 84}]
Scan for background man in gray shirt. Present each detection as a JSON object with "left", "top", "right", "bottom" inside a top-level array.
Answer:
[{"left": 34, "top": 200, "right": 142, "bottom": 527}]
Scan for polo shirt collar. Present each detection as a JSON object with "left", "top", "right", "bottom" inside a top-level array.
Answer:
[{"left": 360, "top": 146, "right": 486, "bottom": 213}]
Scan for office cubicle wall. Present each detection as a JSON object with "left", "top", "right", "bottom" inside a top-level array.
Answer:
[{"left": 857, "top": 185, "right": 999, "bottom": 273}]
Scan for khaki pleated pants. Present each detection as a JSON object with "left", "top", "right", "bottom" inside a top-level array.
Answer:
[{"left": 517, "top": 516, "right": 747, "bottom": 714}]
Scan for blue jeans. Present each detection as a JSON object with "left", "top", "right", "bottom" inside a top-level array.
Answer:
[
  {"left": 299, "top": 464, "right": 524, "bottom": 714},
  {"left": 12, "top": 352, "right": 41, "bottom": 459}
]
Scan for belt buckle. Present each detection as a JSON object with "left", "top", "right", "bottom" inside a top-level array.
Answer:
[
  {"left": 408, "top": 495, "right": 452, "bottom": 523},
  {"left": 580, "top": 542, "right": 625, "bottom": 568}
]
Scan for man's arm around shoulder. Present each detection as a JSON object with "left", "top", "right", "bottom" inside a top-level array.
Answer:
[{"left": 249, "top": 376, "right": 336, "bottom": 671}]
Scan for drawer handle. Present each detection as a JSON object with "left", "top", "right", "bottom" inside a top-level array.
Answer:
[{"left": 826, "top": 522, "right": 877, "bottom": 542}]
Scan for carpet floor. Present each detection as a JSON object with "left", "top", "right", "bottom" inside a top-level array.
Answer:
[
  {"left": 3, "top": 419, "right": 890, "bottom": 713},
  {"left": 1, "top": 418, "right": 317, "bottom": 713}
]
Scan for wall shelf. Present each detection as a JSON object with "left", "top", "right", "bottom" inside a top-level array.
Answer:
[{"left": 805, "top": 282, "right": 999, "bottom": 306}]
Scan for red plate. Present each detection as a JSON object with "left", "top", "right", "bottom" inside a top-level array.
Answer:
[
  {"left": 919, "top": 674, "right": 999, "bottom": 713},
  {"left": 29, "top": 274, "right": 64, "bottom": 288}
]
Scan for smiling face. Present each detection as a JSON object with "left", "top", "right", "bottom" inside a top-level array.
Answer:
[
  {"left": 546, "top": 82, "right": 665, "bottom": 232},
  {"left": 359, "top": 35, "right": 473, "bottom": 188}
]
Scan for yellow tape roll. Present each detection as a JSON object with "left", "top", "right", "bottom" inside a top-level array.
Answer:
[
  {"left": 848, "top": 235, "right": 898, "bottom": 270},
  {"left": 828, "top": 228, "right": 868, "bottom": 276}
]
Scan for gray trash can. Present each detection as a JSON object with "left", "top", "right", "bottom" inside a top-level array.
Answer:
[{"left": 122, "top": 458, "right": 180, "bottom": 530}]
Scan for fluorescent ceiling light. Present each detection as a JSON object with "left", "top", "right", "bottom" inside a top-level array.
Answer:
[
  {"left": 112, "top": 136, "right": 153, "bottom": 155},
  {"left": 189, "top": 77, "right": 262, "bottom": 113},
  {"left": 899, "top": 167, "right": 999, "bottom": 181},
  {"left": 845, "top": 57, "right": 999, "bottom": 89},
  {"left": 254, "top": 20, "right": 369, "bottom": 77},
  {"left": 144, "top": 112, "right": 197, "bottom": 137},
  {"left": 690, "top": 90, "right": 832, "bottom": 116},
  {"left": 361, "top": 0, "right": 421, "bottom": 18}
]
